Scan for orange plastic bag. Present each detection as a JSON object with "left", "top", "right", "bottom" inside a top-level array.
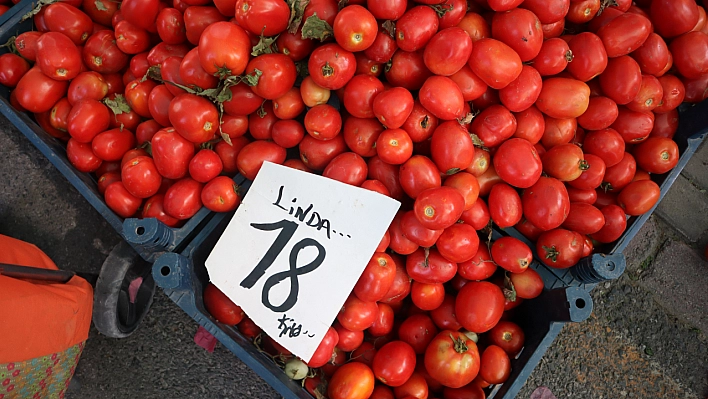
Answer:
[{"left": 0, "top": 235, "right": 93, "bottom": 364}]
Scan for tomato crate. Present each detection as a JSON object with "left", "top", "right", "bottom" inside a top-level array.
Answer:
[
  {"left": 0, "top": 1, "right": 225, "bottom": 263},
  {"left": 151, "top": 209, "right": 596, "bottom": 399},
  {"left": 150, "top": 98, "right": 708, "bottom": 399}
]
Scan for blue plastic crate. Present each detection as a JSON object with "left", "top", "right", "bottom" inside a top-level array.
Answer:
[
  {"left": 152, "top": 98, "right": 707, "bottom": 398},
  {"left": 0, "top": 0, "right": 232, "bottom": 262}
]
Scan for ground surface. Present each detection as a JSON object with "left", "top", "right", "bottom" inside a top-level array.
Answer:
[{"left": 1, "top": 112, "right": 706, "bottom": 398}]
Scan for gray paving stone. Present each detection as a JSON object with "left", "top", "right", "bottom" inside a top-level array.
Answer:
[
  {"left": 621, "top": 216, "right": 667, "bottom": 274},
  {"left": 639, "top": 239, "right": 708, "bottom": 336},
  {"left": 682, "top": 140, "right": 708, "bottom": 190},
  {"left": 656, "top": 175, "right": 708, "bottom": 243}
]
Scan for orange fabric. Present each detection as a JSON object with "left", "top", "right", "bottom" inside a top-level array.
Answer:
[{"left": 0, "top": 235, "right": 93, "bottom": 364}]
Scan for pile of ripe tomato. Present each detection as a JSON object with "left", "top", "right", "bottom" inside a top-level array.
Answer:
[{"left": 1, "top": 0, "right": 707, "bottom": 395}]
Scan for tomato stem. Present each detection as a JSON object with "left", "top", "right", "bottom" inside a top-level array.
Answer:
[
  {"left": 429, "top": 3, "right": 453, "bottom": 17},
  {"left": 578, "top": 159, "right": 590, "bottom": 171},
  {"left": 450, "top": 333, "right": 469, "bottom": 353},
  {"left": 542, "top": 245, "right": 560, "bottom": 262},
  {"left": 301, "top": 13, "right": 333, "bottom": 41},
  {"left": 286, "top": 0, "right": 310, "bottom": 34}
]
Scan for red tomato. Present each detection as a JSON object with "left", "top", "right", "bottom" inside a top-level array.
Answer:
[
  {"left": 444, "top": 172, "right": 480, "bottom": 211},
  {"left": 522, "top": 177, "right": 570, "bottom": 231},
  {"left": 372, "top": 341, "right": 416, "bottom": 387},
  {"left": 198, "top": 21, "right": 250, "bottom": 77},
  {"left": 654, "top": 75, "right": 686, "bottom": 114},
  {"left": 567, "top": 0, "right": 600, "bottom": 24},
  {"left": 44, "top": 3, "right": 93, "bottom": 45},
  {"left": 651, "top": 109, "right": 679, "bottom": 139},
  {"left": 183, "top": 7, "right": 228, "bottom": 45},
  {"left": 385, "top": 49, "right": 432, "bottom": 91},
  {"left": 491, "top": 236, "right": 532, "bottom": 273},
  {"left": 323, "top": 152, "right": 368, "bottom": 186},
  {"left": 509, "top": 268, "right": 544, "bottom": 299},
  {"left": 568, "top": 154, "right": 606, "bottom": 190},
  {"left": 499, "top": 65, "right": 543, "bottom": 113},
  {"left": 488, "top": 183, "right": 523, "bottom": 229},
  {"left": 536, "top": 77, "right": 590, "bottom": 119},
  {"left": 395, "top": 6, "right": 438, "bottom": 52},
  {"left": 168, "top": 93, "right": 218, "bottom": 143},
  {"left": 398, "top": 314, "right": 438, "bottom": 355},
  {"left": 36, "top": 32, "right": 82, "bottom": 81},
  {"left": 83, "top": 31, "right": 130, "bottom": 74},
  {"left": 520, "top": 0, "right": 569, "bottom": 24},
  {"left": 338, "top": 295, "right": 378, "bottom": 331},
  {"left": 374, "top": 87, "right": 415, "bottom": 129},
  {"left": 163, "top": 177, "right": 203, "bottom": 220},
  {"left": 237, "top": 141, "right": 287, "bottom": 180},
  {"left": 247, "top": 54, "right": 297, "bottom": 100},
  {"left": 343, "top": 75, "right": 384, "bottom": 119},
  {"left": 68, "top": 72, "right": 108, "bottom": 105},
  {"left": 488, "top": 0, "right": 523, "bottom": 11},
  {"left": 470, "top": 104, "right": 517, "bottom": 148},
  {"left": 430, "top": 122, "right": 475, "bottom": 175},
  {"left": 0, "top": 53, "right": 30, "bottom": 88},
  {"left": 457, "top": 244, "right": 496, "bottom": 281},
  {"left": 67, "top": 99, "right": 110, "bottom": 143},
  {"left": 67, "top": 138, "right": 102, "bottom": 172},
  {"left": 203, "top": 283, "right": 244, "bottom": 325},
  {"left": 411, "top": 281, "right": 445, "bottom": 310},
  {"left": 151, "top": 128, "right": 195, "bottom": 181},
  {"left": 120, "top": 0, "right": 159, "bottom": 31},
  {"left": 334, "top": 322, "right": 364, "bottom": 352},
  {"left": 457, "top": 12, "right": 491, "bottom": 42},
  {"left": 114, "top": 20, "right": 151, "bottom": 55},
  {"left": 304, "top": 104, "right": 342, "bottom": 141},
  {"left": 406, "top": 247, "right": 457, "bottom": 284},
  {"left": 631, "top": 33, "right": 670, "bottom": 77},
  {"left": 307, "top": 326, "right": 339, "bottom": 368},
  {"left": 15, "top": 67, "right": 68, "bottom": 113},
  {"left": 201, "top": 177, "right": 241, "bottom": 212},
  {"left": 541, "top": 143, "right": 586, "bottom": 182},
  {"left": 414, "top": 186, "right": 465, "bottom": 230},
  {"left": 104, "top": 181, "right": 141, "bottom": 217},
  {"left": 328, "top": 362, "right": 375, "bottom": 399},
  {"left": 650, "top": 0, "right": 699, "bottom": 38},
  {"left": 455, "top": 281, "right": 505, "bottom": 333},
  {"left": 341, "top": 117, "right": 382, "bottom": 158},
  {"left": 466, "top": 147, "right": 492, "bottom": 177},
  {"left": 353, "top": 252, "right": 396, "bottom": 302},
  {"left": 235, "top": 0, "right": 289, "bottom": 36},
  {"left": 670, "top": 31, "right": 708, "bottom": 79},
  {"left": 590, "top": 204, "right": 627, "bottom": 243},
  {"left": 142, "top": 194, "right": 180, "bottom": 227},
  {"left": 368, "top": 303, "right": 395, "bottom": 337},
  {"left": 156, "top": 8, "right": 187, "bottom": 45},
  {"left": 600, "top": 56, "right": 642, "bottom": 105},
  {"left": 492, "top": 8, "right": 543, "bottom": 62},
  {"left": 566, "top": 33, "right": 608, "bottom": 82},
  {"left": 423, "top": 27, "right": 473, "bottom": 76},
  {"left": 333, "top": 5, "right": 377, "bottom": 52},
  {"left": 468, "top": 38, "right": 522, "bottom": 90},
  {"left": 125, "top": 79, "right": 157, "bottom": 118},
  {"left": 617, "top": 180, "right": 660, "bottom": 216},
  {"left": 562, "top": 202, "right": 605, "bottom": 234},
  {"left": 376, "top": 129, "right": 414, "bottom": 165},
  {"left": 92, "top": 128, "right": 135, "bottom": 163},
  {"left": 399, "top": 156, "right": 442, "bottom": 199},
  {"left": 423, "top": 330, "right": 480, "bottom": 389},
  {"left": 479, "top": 345, "right": 511, "bottom": 384},
  {"left": 583, "top": 128, "right": 626, "bottom": 167},
  {"left": 493, "top": 138, "right": 542, "bottom": 188},
  {"left": 512, "top": 106, "right": 545, "bottom": 144},
  {"left": 567, "top": 187, "right": 597, "bottom": 204},
  {"left": 536, "top": 228, "right": 584, "bottom": 268},
  {"left": 532, "top": 38, "right": 571, "bottom": 77},
  {"left": 597, "top": 13, "right": 652, "bottom": 58},
  {"left": 308, "top": 43, "right": 356, "bottom": 90},
  {"left": 633, "top": 137, "right": 679, "bottom": 174},
  {"left": 577, "top": 96, "right": 618, "bottom": 131}
]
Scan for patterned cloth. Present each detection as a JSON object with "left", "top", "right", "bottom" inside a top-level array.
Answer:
[{"left": 0, "top": 342, "right": 84, "bottom": 399}]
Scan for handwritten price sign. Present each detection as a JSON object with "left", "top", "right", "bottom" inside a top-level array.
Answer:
[{"left": 206, "top": 162, "right": 400, "bottom": 362}]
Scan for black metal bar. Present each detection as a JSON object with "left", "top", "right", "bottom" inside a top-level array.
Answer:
[{"left": 0, "top": 263, "right": 75, "bottom": 283}]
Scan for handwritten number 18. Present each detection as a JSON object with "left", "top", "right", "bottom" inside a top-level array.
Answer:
[{"left": 240, "top": 220, "right": 326, "bottom": 312}]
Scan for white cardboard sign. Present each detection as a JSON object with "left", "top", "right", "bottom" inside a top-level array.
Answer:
[{"left": 205, "top": 162, "right": 400, "bottom": 362}]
